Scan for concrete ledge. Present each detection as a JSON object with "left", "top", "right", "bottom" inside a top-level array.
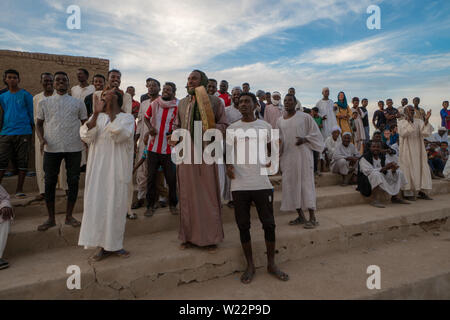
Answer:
[{"left": 1, "top": 194, "right": 449, "bottom": 299}]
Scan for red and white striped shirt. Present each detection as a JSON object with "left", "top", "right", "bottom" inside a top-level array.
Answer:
[{"left": 145, "top": 99, "right": 178, "bottom": 154}]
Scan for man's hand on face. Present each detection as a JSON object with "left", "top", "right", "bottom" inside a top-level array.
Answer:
[{"left": 1, "top": 207, "right": 13, "bottom": 221}]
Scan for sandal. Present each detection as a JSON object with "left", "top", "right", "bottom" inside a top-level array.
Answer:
[
  {"left": 90, "top": 248, "right": 112, "bottom": 262},
  {"left": 240, "top": 268, "right": 255, "bottom": 284},
  {"left": 65, "top": 216, "right": 81, "bottom": 228},
  {"left": 304, "top": 220, "right": 319, "bottom": 229},
  {"left": 114, "top": 249, "right": 130, "bottom": 258},
  {"left": 268, "top": 267, "right": 289, "bottom": 281},
  {"left": 289, "top": 217, "right": 306, "bottom": 226},
  {"left": 126, "top": 213, "right": 138, "bottom": 220},
  {"left": 15, "top": 193, "right": 27, "bottom": 199},
  {"left": 37, "top": 219, "right": 56, "bottom": 231}
]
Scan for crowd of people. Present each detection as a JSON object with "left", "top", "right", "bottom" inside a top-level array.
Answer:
[{"left": 0, "top": 67, "right": 449, "bottom": 284}]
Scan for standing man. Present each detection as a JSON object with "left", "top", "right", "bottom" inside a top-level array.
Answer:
[
  {"left": 255, "top": 90, "right": 266, "bottom": 119},
  {"left": 221, "top": 87, "right": 243, "bottom": 207},
  {"left": 398, "top": 98, "right": 409, "bottom": 119},
  {"left": 412, "top": 97, "right": 426, "bottom": 121},
  {"left": 288, "top": 87, "right": 302, "bottom": 111},
  {"left": 71, "top": 68, "right": 95, "bottom": 101},
  {"left": 226, "top": 92, "right": 288, "bottom": 284},
  {"left": 33, "top": 73, "right": 67, "bottom": 201},
  {"left": 350, "top": 97, "right": 366, "bottom": 154},
  {"left": 242, "top": 83, "right": 250, "bottom": 93},
  {"left": 36, "top": 72, "right": 88, "bottom": 231},
  {"left": 277, "top": 94, "right": 324, "bottom": 229},
  {"left": 132, "top": 78, "right": 161, "bottom": 210},
  {"left": 218, "top": 80, "right": 231, "bottom": 107},
  {"left": 440, "top": 101, "right": 449, "bottom": 132},
  {"left": 271, "top": 91, "right": 283, "bottom": 111},
  {"left": 84, "top": 74, "right": 105, "bottom": 117},
  {"left": 315, "top": 87, "right": 338, "bottom": 138},
  {"left": 372, "top": 100, "right": 387, "bottom": 131},
  {"left": 207, "top": 79, "right": 225, "bottom": 107},
  {"left": 79, "top": 89, "right": 135, "bottom": 261},
  {"left": 0, "top": 70, "right": 33, "bottom": 197},
  {"left": 93, "top": 70, "right": 132, "bottom": 114},
  {"left": 170, "top": 70, "right": 228, "bottom": 250},
  {"left": 384, "top": 98, "right": 400, "bottom": 130},
  {"left": 360, "top": 98, "right": 370, "bottom": 143},
  {"left": 0, "top": 185, "right": 13, "bottom": 270},
  {"left": 399, "top": 105, "right": 433, "bottom": 201},
  {"left": 127, "top": 86, "right": 141, "bottom": 119},
  {"left": 144, "top": 82, "right": 178, "bottom": 216}
]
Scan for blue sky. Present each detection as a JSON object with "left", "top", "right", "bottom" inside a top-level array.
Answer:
[{"left": 1, "top": 0, "right": 450, "bottom": 126}]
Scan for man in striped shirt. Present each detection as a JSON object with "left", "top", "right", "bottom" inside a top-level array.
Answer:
[{"left": 144, "top": 82, "right": 178, "bottom": 216}]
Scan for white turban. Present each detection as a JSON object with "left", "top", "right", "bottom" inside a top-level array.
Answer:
[
  {"left": 342, "top": 132, "right": 352, "bottom": 137},
  {"left": 331, "top": 125, "right": 341, "bottom": 133},
  {"left": 272, "top": 91, "right": 281, "bottom": 98}
]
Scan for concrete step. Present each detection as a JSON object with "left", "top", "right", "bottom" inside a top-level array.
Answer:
[
  {"left": 146, "top": 230, "right": 450, "bottom": 300},
  {"left": 1, "top": 194, "right": 449, "bottom": 299},
  {"left": 6, "top": 181, "right": 450, "bottom": 257},
  {"left": 1, "top": 172, "right": 341, "bottom": 198},
  {"left": 1, "top": 173, "right": 86, "bottom": 195}
]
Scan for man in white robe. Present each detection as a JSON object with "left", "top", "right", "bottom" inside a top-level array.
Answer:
[
  {"left": 277, "top": 94, "right": 324, "bottom": 229},
  {"left": 350, "top": 97, "right": 366, "bottom": 154},
  {"left": 78, "top": 89, "right": 135, "bottom": 261},
  {"left": 399, "top": 105, "right": 434, "bottom": 201},
  {"left": 33, "top": 73, "right": 67, "bottom": 200},
  {"left": 315, "top": 87, "right": 338, "bottom": 138},
  {"left": 432, "top": 127, "right": 448, "bottom": 143},
  {"left": 331, "top": 132, "right": 360, "bottom": 185},
  {"left": 0, "top": 185, "right": 13, "bottom": 270},
  {"left": 220, "top": 87, "right": 243, "bottom": 206},
  {"left": 359, "top": 140, "right": 409, "bottom": 208},
  {"left": 324, "top": 125, "right": 342, "bottom": 168}
]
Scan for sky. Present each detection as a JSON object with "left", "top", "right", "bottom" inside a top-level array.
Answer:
[{"left": 1, "top": 0, "right": 450, "bottom": 127}]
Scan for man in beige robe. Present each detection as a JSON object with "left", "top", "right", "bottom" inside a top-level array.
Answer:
[
  {"left": 399, "top": 105, "right": 434, "bottom": 201},
  {"left": 170, "top": 70, "right": 228, "bottom": 249},
  {"left": 33, "top": 73, "right": 67, "bottom": 200}
]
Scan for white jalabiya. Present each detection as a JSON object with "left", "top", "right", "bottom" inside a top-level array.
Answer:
[
  {"left": 219, "top": 104, "right": 242, "bottom": 201},
  {"left": 331, "top": 142, "right": 360, "bottom": 175},
  {"left": 324, "top": 135, "right": 342, "bottom": 160},
  {"left": 359, "top": 157, "right": 407, "bottom": 196},
  {"left": 444, "top": 158, "right": 450, "bottom": 179},
  {"left": 277, "top": 112, "right": 324, "bottom": 211},
  {"left": 351, "top": 107, "right": 366, "bottom": 154},
  {"left": 0, "top": 186, "right": 11, "bottom": 258},
  {"left": 71, "top": 85, "right": 95, "bottom": 101},
  {"left": 33, "top": 91, "right": 67, "bottom": 194},
  {"left": 398, "top": 119, "right": 433, "bottom": 194},
  {"left": 78, "top": 112, "right": 135, "bottom": 251},
  {"left": 315, "top": 99, "right": 338, "bottom": 138}
]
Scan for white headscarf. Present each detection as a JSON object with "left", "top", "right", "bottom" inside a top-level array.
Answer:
[
  {"left": 331, "top": 125, "right": 341, "bottom": 133},
  {"left": 272, "top": 91, "right": 282, "bottom": 107}
]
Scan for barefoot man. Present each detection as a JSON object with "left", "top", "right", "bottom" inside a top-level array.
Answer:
[
  {"left": 277, "top": 94, "right": 324, "bottom": 229},
  {"left": 169, "top": 70, "right": 228, "bottom": 250},
  {"left": 226, "top": 92, "right": 288, "bottom": 284},
  {"left": 78, "top": 89, "right": 135, "bottom": 261}
]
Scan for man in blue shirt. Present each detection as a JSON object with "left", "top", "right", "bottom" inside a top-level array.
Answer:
[{"left": 0, "top": 69, "right": 34, "bottom": 197}]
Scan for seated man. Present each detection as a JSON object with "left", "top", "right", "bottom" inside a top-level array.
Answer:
[
  {"left": 358, "top": 141, "right": 409, "bottom": 208},
  {"left": 0, "top": 185, "right": 13, "bottom": 269},
  {"left": 439, "top": 141, "right": 449, "bottom": 165},
  {"left": 432, "top": 127, "right": 448, "bottom": 143},
  {"left": 331, "top": 132, "right": 360, "bottom": 186},
  {"left": 428, "top": 142, "right": 446, "bottom": 178},
  {"left": 324, "top": 126, "right": 342, "bottom": 170}
]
